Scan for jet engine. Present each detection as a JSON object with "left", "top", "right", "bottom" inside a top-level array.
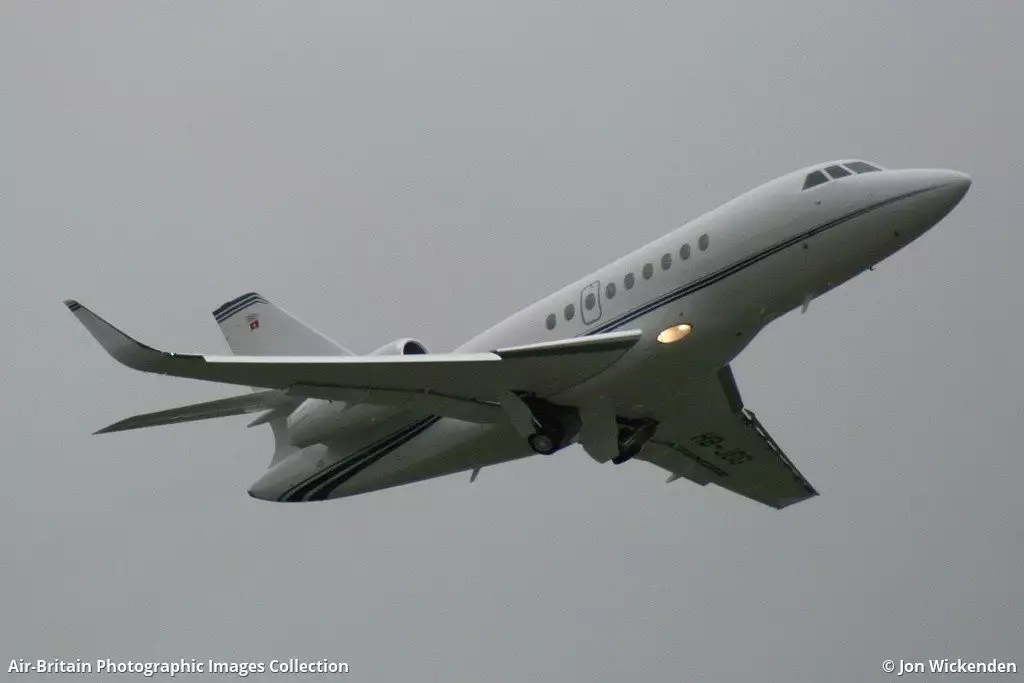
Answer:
[
  {"left": 285, "top": 337, "right": 429, "bottom": 447},
  {"left": 369, "top": 338, "right": 428, "bottom": 356}
]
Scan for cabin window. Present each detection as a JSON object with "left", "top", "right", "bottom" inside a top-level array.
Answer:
[
  {"left": 624, "top": 273, "right": 635, "bottom": 289},
  {"left": 679, "top": 243, "right": 690, "bottom": 260},
  {"left": 545, "top": 313, "right": 556, "bottom": 330},
  {"left": 802, "top": 171, "right": 828, "bottom": 190},
  {"left": 584, "top": 293, "right": 597, "bottom": 310},
  {"left": 564, "top": 303, "right": 575, "bottom": 321},
  {"left": 846, "top": 161, "right": 881, "bottom": 174},
  {"left": 642, "top": 263, "right": 654, "bottom": 279},
  {"left": 825, "top": 164, "right": 851, "bottom": 179},
  {"left": 698, "top": 233, "right": 710, "bottom": 251},
  {"left": 605, "top": 282, "right": 616, "bottom": 299},
  {"left": 661, "top": 253, "right": 672, "bottom": 270}
]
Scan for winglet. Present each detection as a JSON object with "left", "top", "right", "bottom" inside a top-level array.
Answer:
[{"left": 64, "top": 299, "right": 179, "bottom": 372}]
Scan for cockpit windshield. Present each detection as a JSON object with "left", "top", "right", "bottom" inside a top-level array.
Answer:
[
  {"left": 824, "top": 164, "right": 851, "bottom": 179},
  {"left": 802, "top": 171, "right": 828, "bottom": 190},
  {"left": 802, "top": 160, "right": 882, "bottom": 190},
  {"left": 844, "top": 161, "right": 881, "bottom": 174}
]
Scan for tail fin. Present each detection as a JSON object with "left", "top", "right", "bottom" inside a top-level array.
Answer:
[
  {"left": 212, "top": 292, "right": 352, "bottom": 357},
  {"left": 212, "top": 292, "right": 346, "bottom": 466}
]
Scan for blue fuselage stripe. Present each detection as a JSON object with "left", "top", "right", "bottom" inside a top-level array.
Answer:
[{"left": 281, "top": 417, "right": 441, "bottom": 501}]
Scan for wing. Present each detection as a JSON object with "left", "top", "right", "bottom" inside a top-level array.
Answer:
[
  {"left": 65, "top": 300, "right": 641, "bottom": 424},
  {"left": 636, "top": 366, "right": 818, "bottom": 510},
  {"left": 93, "top": 390, "right": 299, "bottom": 434}
]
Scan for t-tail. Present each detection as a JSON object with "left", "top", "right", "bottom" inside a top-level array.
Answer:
[{"left": 211, "top": 291, "right": 353, "bottom": 356}]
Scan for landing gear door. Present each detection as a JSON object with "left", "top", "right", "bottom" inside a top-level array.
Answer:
[{"left": 580, "top": 281, "right": 602, "bottom": 325}]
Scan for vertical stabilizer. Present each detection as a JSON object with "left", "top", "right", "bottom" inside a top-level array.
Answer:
[{"left": 212, "top": 292, "right": 352, "bottom": 357}]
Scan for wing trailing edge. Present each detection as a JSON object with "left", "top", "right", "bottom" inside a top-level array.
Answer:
[
  {"left": 65, "top": 300, "right": 643, "bottom": 419},
  {"left": 95, "top": 390, "right": 299, "bottom": 435}
]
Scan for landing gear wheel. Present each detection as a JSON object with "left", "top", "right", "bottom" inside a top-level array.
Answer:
[
  {"left": 611, "top": 437, "right": 637, "bottom": 464},
  {"left": 528, "top": 431, "right": 559, "bottom": 455},
  {"left": 518, "top": 396, "right": 577, "bottom": 456},
  {"left": 528, "top": 419, "right": 565, "bottom": 455},
  {"left": 611, "top": 450, "right": 633, "bottom": 465},
  {"left": 611, "top": 420, "right": 658, "bottom": 464}
]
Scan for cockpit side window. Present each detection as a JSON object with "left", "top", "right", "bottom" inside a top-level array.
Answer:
[
  {"left": 802, "top": 171, "right": 828, "bottom": 190},
  {"left": 825, "top": 164, "right": 851, "bottom": 179},
  {"left": 845, "top": 161, "right": 881, "bottom": 174}
]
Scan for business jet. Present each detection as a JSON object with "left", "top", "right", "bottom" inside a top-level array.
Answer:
[{"left": 65, "top": 160, "right": 970, "bottom": 509}]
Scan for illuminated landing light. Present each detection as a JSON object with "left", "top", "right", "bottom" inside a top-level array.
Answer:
[{"left": 657, "top": 324, "right": 693, "bottom": 344}]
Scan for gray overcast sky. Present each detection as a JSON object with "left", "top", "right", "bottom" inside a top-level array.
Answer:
[{"left": 5, "top": 2, "right": 1022, "bottom": 681}]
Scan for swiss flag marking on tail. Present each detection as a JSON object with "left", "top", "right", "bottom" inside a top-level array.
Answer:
[{"left": 249, "top": 319, "right": 259, "bottom": 330}]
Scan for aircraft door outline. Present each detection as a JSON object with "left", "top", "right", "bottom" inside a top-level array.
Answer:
[{"left": 580, "top": 281, "right": 602, "bottom": 325}]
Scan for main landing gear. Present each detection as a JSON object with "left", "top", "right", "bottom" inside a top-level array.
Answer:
[
  {"left": 527, "top": 429, "right": 561, "bottom": 455},
  {"left": 521, "top": 397, "right": 581, "bottom": 456},
  {"left": 517, "top": 394, "right": 658, "bottom": 464},
  {"left": 611, "top": 418, "right": 659, "bottom": 464}
]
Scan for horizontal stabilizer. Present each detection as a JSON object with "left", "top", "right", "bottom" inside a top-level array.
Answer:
[
  {"left": 65, "top": 300, "right": 642, "bottom": 415},
  {"left": 95, "top": 390, "right": 298, "bottom": 434}
]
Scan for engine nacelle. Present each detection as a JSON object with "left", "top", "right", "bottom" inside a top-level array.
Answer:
[
  {"left": 286, "top": 338, "right": 429, "bottom": 447},
  {"left": 286, "top": 400, "right": 406, "bottom": 448},
  {"left": 282, "top": 337, "right": 425, "bottom": 446},
  {"left": 369, "top": 337, "right": 428, "bottom": 356}
]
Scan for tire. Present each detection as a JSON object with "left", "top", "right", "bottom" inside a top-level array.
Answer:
[
  {"left": 528, "top": 431, "right": 558, "bottom": 455},
  {"left": 611, "top": 452, "right": 634, "bottom": 465},
  {"left": 613, "top": 422, "right": 657, "bottom": 464}
]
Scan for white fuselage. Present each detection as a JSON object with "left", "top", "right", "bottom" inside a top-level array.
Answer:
[{"left": 249, "top": 161, "right": 971, "bottom": 502}]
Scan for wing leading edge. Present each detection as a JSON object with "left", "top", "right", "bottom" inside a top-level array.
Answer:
[{"left": 64, "top": 300, "right": 642, "bottom": 421}]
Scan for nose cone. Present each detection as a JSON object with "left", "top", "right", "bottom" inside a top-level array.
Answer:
[
  {"left": 903, "top": 168, "right": 971, "bottom": 221},
  {"left": 880, "top": 168, "right": 972, "bottom": 243},
  {"left": 927, "top": 170, "right": 972, "bottom": 224},
  {"left": 890, "top": 168, "right": 972, "bottom": 208},
  {"left": 939, "top": 169, "right": 972, "bottom": 206}
]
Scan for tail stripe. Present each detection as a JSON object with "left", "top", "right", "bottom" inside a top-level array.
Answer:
[
  {"left": 213, "top": 291, "right": 350, "bottom": 358},
  {"left": 212, "top": 291, "right": 261, "bottom": 317},
  {"left": 213, "top": 295, "right": 269, "bottom": 323}
]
